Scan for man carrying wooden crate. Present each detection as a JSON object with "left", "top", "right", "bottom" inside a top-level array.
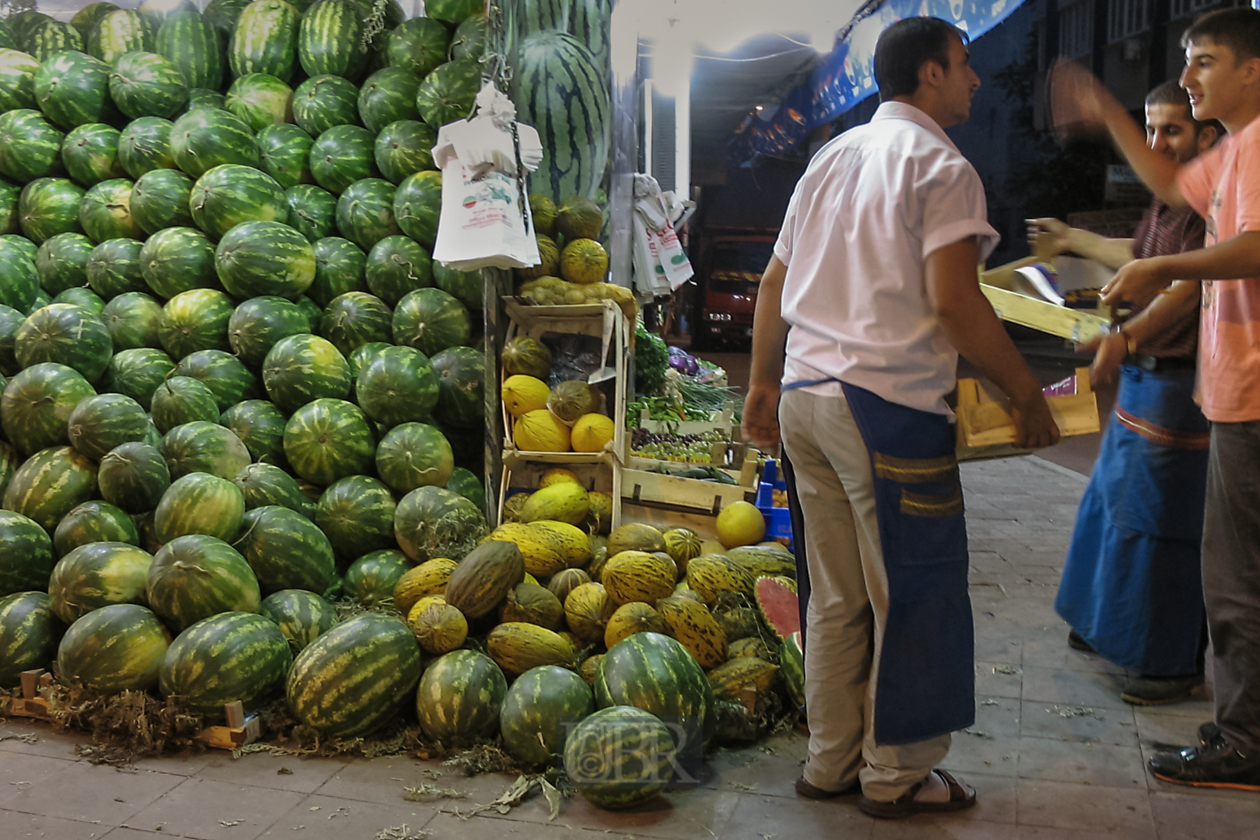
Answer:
[{"left": 742, "top": 16, "right": 1058, "bottom": 819}]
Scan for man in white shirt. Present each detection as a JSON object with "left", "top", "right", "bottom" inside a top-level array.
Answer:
[{"left": 743, "top": 17, "right": 1058, "bottom": 819}]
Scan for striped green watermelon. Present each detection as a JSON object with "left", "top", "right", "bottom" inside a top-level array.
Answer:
[
  {"left": 343, "top": 549, "right": 408, "bottom": 606},
  {"left": 313, "top": 473, "right": 396, "bottom": 558},
  {"left": 283, "top": 398, "right": 374, "bottom": 485},
  {"left": 98, "top": 440, "right": 170, "bottom": 513},
  {"left": 0, "top": 238, "right": 38, "bottom": 312},
  {"left": 170, "top": 108, "right": 261, "bottom": 179},
  {"left": 79, "top": 178, "right": 143, "bottom": 242},
  {"left": 99, "top": 347, "right": 174, "bottom": 407},
  {"left": 33, "top": 50, "right": 115, "bottom": 130},
  {"left": 203, "top": 0, "right": 252, "bottom": 40},
  {"left": 221, "top": 402, "right": 290, "bottom": 471},
  {"left": 88, "top": 9, "right": 152, "bottom": 65},
  {"left": 450, "top": 13, "right": 487, "bottom": 62},
  {"left": 0, "top": 441, "right": 17, "bottom": 497},
  {"left": 357, "top": 67, "right": 420, "bottom": 135},
  {"left": 227, "top": 296, "right": 308, "bottom": 367},
  {"left": 259, "top": 589, "right": 336, "bottom": 652},
  {"left": 414, "top": 59, "right": 480, "bottom": 129},
  {"left": 353, "top": 344, "right": 437, "bottom": 427},
  {"left": 374, "top": 119, "right": 436, "bottom": 185},
  {"left": 287, "top": 185, "right": 338, "bottom": 243},
  {"left": 257, "top": 124, "right": 314, "bottom": 189},
  {"left": 335, "top": 177, "right": 400, "bottom": 252},
  {"left": 61, "top": 123, "right": 126, "bottom": 186},
  {"left": 86, "top": 237, "right": 147, "bottom": 298},
  {"left": 564, "top": 705, "right": 675, "bottom": 810},
  {"left": 502, "top": 664, "right": 593, "bottom": 765},
  {"left": 35, "top": 232, "right": 94, "bottom": 296},
  {"left": 173, "top": 349, "right": 259, "bottom": 411},
  {"left": 147, "top": 534, "right": 260, "bottom": 632},
  {"left": 293, "top": 74, "right": 360, "bottom": 136},
  {"left": 384, "top": 18, "right": 448, "bottom": 79},
  {"left": 232, "top": 504, "right": 336, "bottom": 593},
  {"left": 117, "top": 116, "right": 175, "bottom": 179},
  {"left": 347, "top": 340, "right": 389, "bottom": 379},
  {"left": 309, "top": 236, "right": 367, "bottom": 306},
  {"left": 0, "top": 591, "right": 63, "bottom": 688},
  {"left": 445, "top": 466, "right": 484, "bottom": 511},
  {"left": 295, "top": 295, "right": 322, "bottom": 329},
  {"left": 318, "top": 292, "right": 391, "bottom": 357},
  {"left": 232, "top": 461, "right": 315, "bottom": 519},
  {"left": 21, "top": 18, "right": 86, "bottom": 63},
  {"left": 0, "top": 179, "right": 19, "bottom": 236},
  {"left": 14, "top": 304, "right": 112, "bottom": 383},
  {"left": 3, "top": 446, "right": 99, "bottom": 532},
  {"left": 66, "top": 392, "right": 149, "bottom": 459},
  {"left": 71, "top": 4, "right": 121, "bottom": 39},
  {"left": 7, "top": 13, "right": 52, "bottom": 48},
  {"left": 159, "top": 287, "right": 233, "bottom": 359},
  {"left": 183, "top": 87, "right": 227, "bottom": 113},
  {"left": 19, "top": 178, "right": 85, "bottom": 244},
  {"left": 309, "top": 124, "right": 378, "bottom": 194},
  {"left": 55, "top": 603, "right": 170, "bottom": 694},
  {"left": 364, "top": 234, "right": 432, "bottom": 306},
  {"left": 393, "top": 169, "right": 441, "bottom": 245},
  {"left": 52, "top": 501, "right": 141, "bottom": 556},
  {"left": 392, "top": 287, "right": 471, "bottom": 358},
  {"left": 0, "top": 304, "right": 23, "bottom": 374},
  {"left": 263, "top": 334, "right": 352, "bottom": 412},
  {"left": 110, "top": 51, "right": 188, "bottom": 119},
  {"left": 47, "top": 540, "right": 150, "bottom": 623},
  {"left": 225, "top": 72, "right": 294, "bottom": 132},
  {"left": 0, "top": 20, "right": 13, "bottom": 50},
  {"left": 159, "top": 610, "right": 291, "bottom": 715},
  {"left": 433, "top": 262, "right": 483, "bottom": 311},
  {"left": 190, "top": 164, "right": 289, "bottom": 239},
  {"left": 0, "top": 48, "right": 39, "bottom": 112},
  {"left": 141, "top": 226, "right": 218, "bottom": 298},
  {"left": 416, "top": 648, "right": 507, "bottom": 746},
  {"left": 99, "top": 291, "right": 163, "bottom": 350},
  {"left": 161, "top": 420, "right": 252, "bottom": 480},
  {"left": 425, "top": 0, "right": 483, "bottom": 25},
  {"left": 215, "top": 220, "right": 317, "bottom": 299},
  {"left": 49, "top": 288, "right": 102, "bottom": 315},
  {"left": 153, "top": 470, "right": 245, "bottom": 544},
  {"left": 152, "top": 377, "right": 221, "bottom": 435},
  {"left": 376, "top": 422, "right": 453, "bottom": 494},
  {"left": 393, "top": 484, "right": 487, "bottom": 563},
  {"left": 131, "top": 168, "right": 195, "bottom": 234},
  {"left": 0, "top": 509, "right": 55, "bottom": 595},
  {"left": 155, "top": 10, "right": 223, "bottom": 92},
  {"left": 431, "top": 345, "right": 484, "bottom": 427},
  {"left": 137, "top": 0, "right": 200, "bottom": 30},
  {"left": 286, "top": 611, "right": 421, "bottom": 737},
  {"left": 5, "top": 232, "right": 38, "bottom": 259},
  {"left": 594, "top": 632, "right": 711, "bottom": 756},
  {"left": 511, "top": 30, "right": 611, "bottom": 202},
  {"left": 298, "top": 0, "right": 369, "bottom": 81},
  {"left": 230, "top": 0, "right": 301, "bottom": 83},
  {"left": 25, "top": 289, "right": 53, "bottom": 315}
]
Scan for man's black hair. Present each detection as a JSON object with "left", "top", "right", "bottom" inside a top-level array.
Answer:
[
  {"left": 1145, "top": 79, "right": 1222, "bottom": 138},
  {"left": 874, "top": 16, "right": 968, "bottom": 102},
  {"left": 1181, "top": 7, "right": 1260, "bottom": 63}
]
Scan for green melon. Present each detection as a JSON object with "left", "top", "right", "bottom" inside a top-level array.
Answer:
[
  {"left": 1, "top": 362, "right": 97, "bottom": 455},
  {"left": 87, "top": 9, "right": 152, "bottom": 65},
  {"left": 159, "top": 610, "right": 292, "bottom": 715},
  {"left": 431, "top": 345, "right": 484, "bottom": 428},
  {"left": 86, "top": 237, "right": 146, "bottom": 298},
  {"left": 224, "top": 72, "right": 294, "bottom": 132},
  {"left": 0, "top": 109, "right": 65, "bottom": 184},
  {"left": 61, "top": 122, "right": 126, "bottom": 186},
  {"left": 353, "top": 344, "right": 438, "bottom": 427},
  {"left": 0, "top": 509, "right": 56, "bottom": 596},
  {"left": 445, "top": 466, "right": 485, "bottom": 511},
  {"left": 375, "top": 422, "right": 453, "bottom": 494},
  {"left": 564, "top": 705, "right": 676, "bottom": 810},
  {"left": 3, "top": 445, "right": 98, "bottom": 534},
  {"left": 153, "top": 470, "right": 246, "bottom": 543},
  {"left": 66, "top": 392, "right": 149, "bottom": 459},
  {"left": 109, "top": 50, "right": 188, "bottom": 119},
  {"left": 262, "top": 333, "right": 352, "bottom": 412},
  {"left": 374, "top": 119, "right": 436, "bottom": 184},
  {"left": 356, "top": 66, "right": 420, "bottom": 134},
  {"left": 433, "top": 262, "right": 483, "bottom": 311},
  {"left": 309, "top": 124, "right": 377, "bottom": 195},
  {"left": 318, "top": 291, "right": 392, "bottom": 356},
  {"left": 0, "top": 48, "right": 40, "bottom": 113},
  {"left": 594, "top": 632, "right": 711, "bottom": 757},
  {"left": 34, "top": 232, "right": 93, "bottom": 296},
  {"left": 99, "top": 291, "right": 162, "bottom": 350},
  {"left": 150, "top": 376, "right": 219, "bottom": 433},
  {"left": 79, "top": 178, "right": 143, "bottom": 242},
  {"left": 147, "top": 534, "right": 260, "bottom": 632},
  {"left": 335, "top": 177, "right": 400, "bottom": 252},
  {"left": 55, "top": 603, "right": 170, "bottom": 694},
  {"left": 309, "top": 236, "right": 367, "bottom": 307},
  {"left": 232, "top": 461, "right": 315, "bottom": 519},
  {"left": 227, "top": 296, "right": 308, "bottom": 368},
  {"left": 232, "top": 504, "right": 336, "bottom": 594},
  {"left": 220, "top": 401, "right": 289, "bottom": 470},
  {"left": 257, "top": 123, "right": 314, "bottom": 189},
  {"left": 392, "top": 169, "right": 441, "bottom": 245},
  {"left": 98, "top": 440, "right": 171, "bottom": 513},
  {"left": 229, "top": 0, "right": 301, "bottom": 83},
  {"left": 298, "top": 0, "right": 369, "bottom": 81},
  {"left": 141, "top": 226, "right": 219, "bottom": 299},
  {"left": 283, "top": 397, "right": 375, "bottom": 486},
  {"left": 33, "top": 50, "right": 114, "bottom": 130},
  {"left": 293, "top": 74, "right": 360, "bottom": 136},
  {"left": 170, "top": 107, "right": 261, "bottom": 179},
  {"left": 391, "top": 287, "right": 471, "bottom": 358},
  {"left": 154, "top": 9, "right": 223, "bottom": 92},
  {"left": 158, "top": 287, "right": 233, "bottom": 359},
  {"left": 190, "top": 164, "right": 289, "bottom": 239},
  {"left": 364, "top": 234, "right": 432, "bottom": 306},
  {"left": 117, "top": 116, "right": 175, "bottom": 179},
  {"left": 215, "top": 220, "right": 318, "bottom": 300},
  {"left": 0, "top": 591, "right": 63, "bottom": 688},
  {"left": 19, "top": 177, "right": 86, "bottom": 245},
  {"left": 286, "top": 184, "right": 337, "bottom": 242},
  {"left": 449, "top": 12, "right": 487, "bottom": 61},
  {"left": 416, "top": 648, "right": 507, "bottom": 746},
  {"left": 501, "top": 664, "right": 594, "bottom": 765},
  {"left": 160, "top": 420, "right": 252, "bottom": 480},
  {"left": 346, "top": 340, "right": 390, "bottom": 379},
  {"left": 259, "top": 588, "right": 337, "bottom": 652},
  {"left": 172, "top": 349, "right": 259, "bottom": 412},
  {"left": 343, "top": 549, "right": 409, "bottom": 607},
  {"left": 0, "top": 238, "right": 38, "bottom": 314},
  {"left": 98, "top": 347, "right": 174, "bottom": 407},
  {"left": 414, "top": 59, "right": 480, "bottom": 128},
  {"left": 393, "top": 484, "right": 487, "bottom": 563},
  {"left": 129, "top": 168, "right": 194, "bottom": 235},
  {"left": 47, "top": 540, "right": 151, "bottom": 623},
  {"left": 313, "top": 473, "right": 396, "bottom": 558}
]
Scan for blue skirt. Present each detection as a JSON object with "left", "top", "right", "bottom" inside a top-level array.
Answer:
[{"left": 1054, "top": 364, "right": 1209, "bottom": 675}]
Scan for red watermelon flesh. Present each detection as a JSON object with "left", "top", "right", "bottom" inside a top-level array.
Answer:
[{"left": 754, "top": 576, "right": 799, "bottom": 640}]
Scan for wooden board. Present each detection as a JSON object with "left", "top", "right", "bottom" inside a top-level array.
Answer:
[{"left": 979, "top": 284, "right": 1113, "bottom": 345}]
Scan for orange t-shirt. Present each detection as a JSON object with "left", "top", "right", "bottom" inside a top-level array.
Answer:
[{"left": 1176, "top": 116, "right": 1260, "bottom": 422}]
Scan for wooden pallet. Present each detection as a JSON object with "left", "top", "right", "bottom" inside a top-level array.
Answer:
[
  {"left": 10, "top": 670, "right": 54, "bottom": 721},
  {"left": 196, "top": 701, "right": 262, "bottom": 751}
]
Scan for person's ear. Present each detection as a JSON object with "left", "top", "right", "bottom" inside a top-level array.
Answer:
[
  {"left": 1198, "top": 124, "right": 1219, "bottom": 152},
  {"left": 919, "top": 59, "right": 945, "bottom": 90}
]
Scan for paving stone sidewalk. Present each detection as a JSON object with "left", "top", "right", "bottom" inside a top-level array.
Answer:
[{"left": 3, "top": 455, "right": 1256, "bottom": 840}]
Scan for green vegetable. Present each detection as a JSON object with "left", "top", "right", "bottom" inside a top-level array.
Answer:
[{"left": 634, "top": 325, "right": 668, "bottom": 396}]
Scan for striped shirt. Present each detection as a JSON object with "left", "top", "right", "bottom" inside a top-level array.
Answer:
[{"left": 1126, "top": 197, "right": 1203, "bottom": 359}]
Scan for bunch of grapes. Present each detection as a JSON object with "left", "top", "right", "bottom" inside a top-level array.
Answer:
[{"left": 630, "top": 429, "right": 729, "bottom": 462}]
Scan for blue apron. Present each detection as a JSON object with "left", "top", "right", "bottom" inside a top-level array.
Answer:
[
  {"left": 1055, "top": 364, "right": 1208, "bottom": 675},
  {"left": 781, "top": 379, "right": 975, "bottom": 745}
]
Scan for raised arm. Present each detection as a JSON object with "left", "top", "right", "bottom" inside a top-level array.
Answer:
[{"left": 1027, "top": 217, "right": 1136, "bottom": 270}]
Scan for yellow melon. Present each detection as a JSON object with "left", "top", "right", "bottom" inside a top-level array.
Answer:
[
  {"left": 559, "top": 238, "right": 609, "bottom": 285},
  {"left": 529, "top": 193, "right": 557, "bottom": 236},
  {"left": 716, "top": 501, "right": 767, "bottom": 549},
  {"left": 513, "top": 409, "right": 571, "bottom": 452},
  {"left": 514, "top": 234, "right": 560, "bottom": 281},
  {"left": 538, "top": 467, "right": 580, "bottom": 488},
  {"left": 571, "top": 413, "right": 615, "bottom": 453},
  {"left": 501, "top": 375, "right": 550, "bottom": 418}
]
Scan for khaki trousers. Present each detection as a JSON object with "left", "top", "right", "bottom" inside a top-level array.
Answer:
[{"left": 779, "top": 388, "right": 951, "bottom": 801}]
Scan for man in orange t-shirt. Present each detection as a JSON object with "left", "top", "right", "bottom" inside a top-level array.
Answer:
[{"left": 1050, "top": 7, "right": 1260, "bottom": 790}]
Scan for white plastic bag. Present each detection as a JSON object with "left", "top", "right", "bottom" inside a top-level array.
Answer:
[{"left": 632, "top": 174, "right": 694, "bottom": 297}]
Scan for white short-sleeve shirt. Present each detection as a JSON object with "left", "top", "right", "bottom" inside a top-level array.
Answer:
[{"left": 775, "top": 101, "right": 999, "bottom": 416}]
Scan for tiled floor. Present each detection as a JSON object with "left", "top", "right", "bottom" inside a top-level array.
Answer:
[{"left": 3, "top": 455, "right": 1256, "bottom": 839}]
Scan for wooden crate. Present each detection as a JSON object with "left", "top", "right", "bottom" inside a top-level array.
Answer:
[
  {"left": 501, "top": 298, "right": 630, "bottom": 464},
  {"left": 497, "top": 452, "right": 621, "bottom": 529},
  {"left": 621, "top": 451, "right": 758, "bottom": 516},
  {"left": 979, "top": 257, "right": 1113, "bottom": 345},
  {"left": 635, "top": 406, "right": 735, "bottom": 437},
  {"left": 955, "top": 368, "right": 1101, "bottom": 461},
  {"left": 10, "top": 669, "right": 54, "bottom": 721}
]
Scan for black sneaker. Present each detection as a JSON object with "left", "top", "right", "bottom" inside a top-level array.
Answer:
[
  {"left": 1067, "top": 630, "right": 1095, "bottom": 653},
  {"left": 1120, "top": 674, "right": 1204, "bottom": 706},
  {"left": 1150, "top": 730, "right": 1260, "bottom": 790}
]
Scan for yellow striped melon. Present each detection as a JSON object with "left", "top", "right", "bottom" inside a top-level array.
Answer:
[
  {"left": 603, "top": 601, "right": 667, "bottom": 649},
  {"left": 394, "top": 557, "right": 459, "bottom": 616},
  {"left": 656, "top": 594, "right": 728, "bottom": 669},
  {"left": 600, "top": 550, "right": 675, "bottom": 607},
  {"left": 563, "top": 581, "right": 609, "bottom": 644},
  {"left": 519, "top": 481, "right": 588, "bottom": 526},
  {"left": 485, "top": 621, "right": 574, "bottom": 675}
]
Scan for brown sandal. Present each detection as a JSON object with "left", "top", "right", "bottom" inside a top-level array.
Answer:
[{"left": 858, "top": 769, "right": 976, "bottom": 819}]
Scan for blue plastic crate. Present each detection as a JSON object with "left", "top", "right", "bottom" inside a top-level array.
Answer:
[{"left": 755, "top": 459, "right": 793, "bottom": 549}]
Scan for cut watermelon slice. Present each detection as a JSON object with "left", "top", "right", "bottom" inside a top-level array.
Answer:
[{"left": 754, "top": 575, "right": 800, "bottom": 640}]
